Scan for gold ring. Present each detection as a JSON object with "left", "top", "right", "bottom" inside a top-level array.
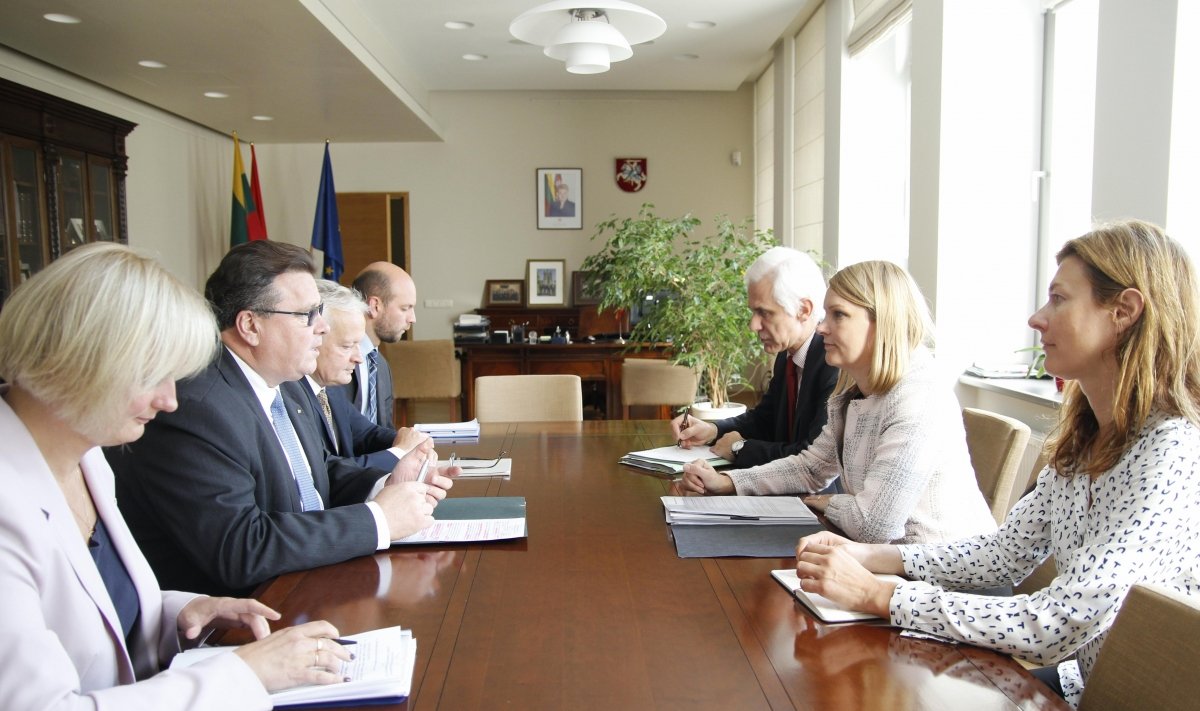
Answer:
[{"left": 316, "top": 638, "right": 323, "bottom": 651}]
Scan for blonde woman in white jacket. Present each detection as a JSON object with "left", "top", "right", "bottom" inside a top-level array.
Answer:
[
  {"left": 682, "top": 260, "right": 995, "bottom": 544},
  {"left": 0, "top": 243, "right": 352, "bottom": 711}
]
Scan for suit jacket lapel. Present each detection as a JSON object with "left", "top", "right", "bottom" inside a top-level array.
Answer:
[{"left": 10, "top": 431, "right": 135, "bottom": 682}]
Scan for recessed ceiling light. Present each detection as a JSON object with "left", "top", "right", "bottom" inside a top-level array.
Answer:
[
  {"left": 43, "top": 13, "right": 81, "bottom": 24},
  {"left": 203, "top": 91, "right": 228, "bottom": 99},
  {"left": 138, "top": 60, "right": 167, "bottom": 69},
  {"left": 252, "top": 115, "right": 274, "bottom": 122},
  {"left": 462, "top": 53, "right": 487, "bottom": 61},
  {"left": 675, "top": 54, "right": 700, "bottom": 61},
  {"left": 444, "top": 21, "right": 474, "bottom": 30},
  {"left": 687, "top": 21, "right": 716, "bottom": 30}
]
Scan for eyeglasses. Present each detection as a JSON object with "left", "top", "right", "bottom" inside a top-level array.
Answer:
[{"left": 259, "top": 303, "right": 324, "bottom": 326}]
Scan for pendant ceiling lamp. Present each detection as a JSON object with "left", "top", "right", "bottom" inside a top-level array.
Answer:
[{"left": 510, "top": 1, "right": 667, "bottom": 75}]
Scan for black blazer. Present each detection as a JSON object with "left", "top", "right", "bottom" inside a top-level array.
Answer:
[
  {"left": 107, "top": 348, "right": 388, "bottom": 597},
  {"left": 286, "top": 380, "right": 400, "bottom": 471},
  {"left": 714, "top": 333, "right": 839, "bottom": 468}
]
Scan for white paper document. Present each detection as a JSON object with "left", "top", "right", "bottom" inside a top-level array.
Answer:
[
  {"left": 630, "top": 444, "right": 722, "bottom": 463},
  {"left": 170, "top": 626, "right": 416, "bottom": 707},
  {"left": 772, "top": 569, "right": 905, "bottom": 624},
  {"left": 415, "top": 419, "right": 480, "bottom": 437},
  {"left": 392, "top": 517, "right": 526, "bottom": 544},
  {"left": 661, "top": 495, "right": 819, "bottom": 525},
  {"left": 455, "top": 457, "right": 513, "bottom": 477}
]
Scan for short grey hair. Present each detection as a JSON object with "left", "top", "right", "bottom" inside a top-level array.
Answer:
[
  {"left": 744, "top": 246, "right": 827, "bottom": 320},
  {"left": 0, "top": 242, "right": 218, "bottom": 440},
  {"left": 316, "top": 279, "right": 368, "bottom": 317}
]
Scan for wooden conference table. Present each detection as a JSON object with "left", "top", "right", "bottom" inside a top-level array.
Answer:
[{"left": 251, "top": 421, "right": 1070, "bottom": 710}]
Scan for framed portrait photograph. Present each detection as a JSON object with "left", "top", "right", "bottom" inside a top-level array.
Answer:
[
  {"left": 484, "top": 279, "right": 524, "bottom": 307},
  {"left": 526, "top": 259, "right": 567, "bottom": 306},
  {"left": 536, "top": 168, "right": 582, "bottom": 230},
  {"left": 572, "top": 270, "right": 602, "bottom": 306}
]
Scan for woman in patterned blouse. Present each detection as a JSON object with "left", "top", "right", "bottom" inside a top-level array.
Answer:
[
  {"left": 682, "top": 260, "right": 996, "bottom": 544},
  {"left": 791, "top": 220, "right": 1200, "bottom": 705}
]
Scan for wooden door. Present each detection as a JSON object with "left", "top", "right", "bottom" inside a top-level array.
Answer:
[{"left": 334, "top": 191, "right": 410, "bottom": 285}]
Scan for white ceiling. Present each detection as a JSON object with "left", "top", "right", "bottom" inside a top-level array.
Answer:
[{"left": 0, "top": 0, "right": 817, "bottom": 143}]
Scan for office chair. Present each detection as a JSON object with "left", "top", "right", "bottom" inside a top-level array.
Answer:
[
  {"left": 474, "top": 374, "right": 583, "bottom": 423},
  {"left": 619, "top": 359, "right": 699, "bottom": 419},
  {"left": 381, "top": 339, "right": 461, "bottom": 426},
  {"left": 962, "top": 407, "right": 1032, "bottom": 524},
  {"left": 1078, "top": 583, "right": 1200, "bottom": 711}
]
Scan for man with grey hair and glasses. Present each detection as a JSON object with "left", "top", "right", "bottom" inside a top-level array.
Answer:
[{"left": 672, "top": 246, "right": 839, "bottom": 472}]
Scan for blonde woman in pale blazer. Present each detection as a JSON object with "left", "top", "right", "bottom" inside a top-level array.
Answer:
[
  {"left": 682, "top": 260, "right": 995, "bottom": 544},
  {"left": 0, "top": 243, "right": 352, "bottom": 711}
]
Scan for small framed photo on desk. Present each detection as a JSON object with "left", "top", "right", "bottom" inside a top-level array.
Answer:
[
  {"left": 527, "top": 259, "right": 566, "bottom": 306},
  {"left": 484, "top": 279, "right": 524, "bottom": 307}
]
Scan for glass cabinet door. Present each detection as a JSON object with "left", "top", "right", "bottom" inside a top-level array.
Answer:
[
  {"left": 89, "top": 156, "right": 116, "bottom": 241},
  {"left": 0, "top": 150, "right": 9, "bottom": 304},
  {"left": 58, "top": 152, "right": 87, "bottom": 252},
  {"left": 10, "top": 143, "right": 48, "bottom": 283}
]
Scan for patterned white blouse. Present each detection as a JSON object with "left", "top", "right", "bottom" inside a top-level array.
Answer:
[{"left": 892, "top": 412, "right": 1200, "bottom": 706}]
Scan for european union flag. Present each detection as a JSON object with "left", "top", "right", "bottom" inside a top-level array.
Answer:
[{"left": 310, "top": 143, "right": 344, "bottom": 281}]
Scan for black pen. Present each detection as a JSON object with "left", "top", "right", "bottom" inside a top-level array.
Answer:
[
  {"left": 677, "top": 409, "right": 691, "bottom": 447},
  {"left": 330, "top": 638, "right": 358, "bottom": 646}
]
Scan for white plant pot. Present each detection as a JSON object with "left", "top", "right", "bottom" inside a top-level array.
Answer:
[{"left": 690, "top": 401, "right": 747, "bottom": 421}]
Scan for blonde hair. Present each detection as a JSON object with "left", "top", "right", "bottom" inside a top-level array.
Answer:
[
  {"left": 0, "top": 243, "right": 218, "bottom": 439},
  {"left": 1047, "top": 219, "right": 1200, "bottom": 476},
  {"left": 827, "top": 260, "right": 934, "bottom": 395}
]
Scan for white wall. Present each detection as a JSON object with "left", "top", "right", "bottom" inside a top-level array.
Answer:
[
  {"left": 256, "top": 89, "right": 755, "bottom": 340},
  {"left": 2, "top": 48, "right": 755, "bottom": 341}
]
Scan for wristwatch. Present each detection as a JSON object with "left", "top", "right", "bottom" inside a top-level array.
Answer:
[{"left": 731, "top": 439, "right": 745, "bottom": 458}]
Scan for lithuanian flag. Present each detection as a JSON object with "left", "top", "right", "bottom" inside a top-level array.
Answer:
[{"left": 229, "top": 133, "right": 261, "bottom": 247}]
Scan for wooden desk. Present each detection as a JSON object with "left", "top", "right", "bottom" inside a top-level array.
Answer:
[
  {"left": 252, "top": 421, "right": 1069, "bottom": 710},
  {"left": 456, "top": 343, "right": 668, "bottom": 420}
]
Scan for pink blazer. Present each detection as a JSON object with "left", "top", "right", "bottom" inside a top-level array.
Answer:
[{"left": 0, "top": 395, "right": 268, "bottom": 710}]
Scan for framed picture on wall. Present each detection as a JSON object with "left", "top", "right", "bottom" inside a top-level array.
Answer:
[
  {"left": 527, "top": 259, "right": 567, "bottom": 306},
  {"left": 484, "top": 279, "right": 524, "bottom": 307},
  {"left": 572, "top": 270, "right": 602, "bottom": 306},
  {"left": 536, "top": 168, "right": 582, "bottom": 230}
]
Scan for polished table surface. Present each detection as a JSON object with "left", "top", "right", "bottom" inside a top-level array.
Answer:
[{"left": 251, "top": 421, "right": 1070, "bottom": 710}]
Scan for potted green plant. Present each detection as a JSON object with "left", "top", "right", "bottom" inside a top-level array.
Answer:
[{"left": 581, "top": 204, "right": 776, "bottom": 417}]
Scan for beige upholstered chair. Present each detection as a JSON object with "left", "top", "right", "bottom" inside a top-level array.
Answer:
[
  {"left": 380, "top": 339, "right": 461, "bottom": 426},
  {"left": 1078, "top": 584, "right": 1200, "bottom": 711},
  {"left": 962, "top": 407, "right": 1032, "bottom": 524},
  {"left": 474, "top": 374, "right": 583, "bottom": 423},
  {"left": 620, "top": 359, "right": 699, "bottom": 419}
]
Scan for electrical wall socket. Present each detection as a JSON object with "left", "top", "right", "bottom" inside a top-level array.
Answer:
[{"left": 424, "top": 298, "right": 454, "bottom": 308}]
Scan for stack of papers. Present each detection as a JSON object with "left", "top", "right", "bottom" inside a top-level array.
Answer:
[
  {"left": 964, "top": 362, "right": 1031, "bottom": 379},
  {"left": 661, "top": 495, "right": 819, "bottom": 525},
  {"left": 170, "top": 626, "right": 416, "bottom": 707},
  {"left": 416, "top": 419, "right": 481, "bottom": 442},
  {"left": 619, "top": 445, "right": 730, "bottom": 475}
]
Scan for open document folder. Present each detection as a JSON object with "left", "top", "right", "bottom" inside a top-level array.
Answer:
[
  {"left": 392, "top": 496, "right": 526, "bottom": 545},
  {"left": 619, "top": 444, "right": 731, "bottom": 475},
  {"left": 170, "top": 626, "right": 416, "bottom": 707}
]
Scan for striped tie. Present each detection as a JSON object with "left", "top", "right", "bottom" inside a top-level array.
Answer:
[
  {"left": 270, "top": 390, "right": 323, "bottom": 511},
  {"left": 364, "top": 349, "right": 380, "bottom": 425},
  {"left": 316, "top": 388, "right": 338, "bottom": 454}
]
